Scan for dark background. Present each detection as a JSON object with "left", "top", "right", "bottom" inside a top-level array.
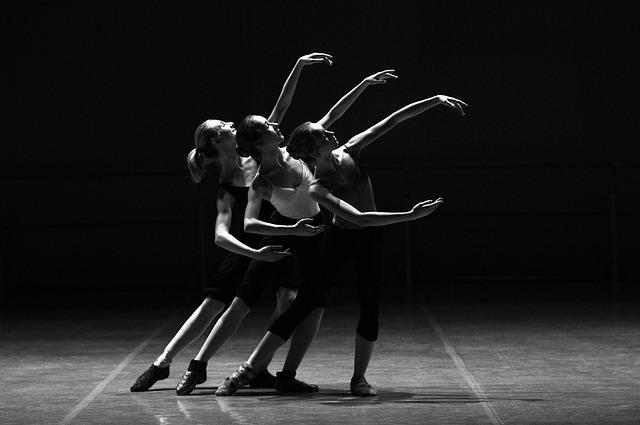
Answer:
[{"left": 3, "top": 1, "right": 638, "bottom": 309}]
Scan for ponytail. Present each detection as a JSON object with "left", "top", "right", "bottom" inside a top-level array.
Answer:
[{"left": 187, "top": 148, "right": 205, "bottom": 183}]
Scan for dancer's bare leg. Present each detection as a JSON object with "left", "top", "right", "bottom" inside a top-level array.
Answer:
[
  {"left": 155, "top": 297, "right": 225, "bottom": 367},
  {"left": 194, "top": 297, "right": 251, "bottom": 362},
  {"left": 353, "top": 334, "right": 375, "bottom": 378},
  {"left": 282, "top": 308, "right": 324, "bottom": 372},
  {"left": 350, "top": 334, "right": 377, "bottom": 396}
]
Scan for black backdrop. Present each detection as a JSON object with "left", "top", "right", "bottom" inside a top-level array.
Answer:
[{"left": 3, "top": 2, "right": 638, "bottom": 306}]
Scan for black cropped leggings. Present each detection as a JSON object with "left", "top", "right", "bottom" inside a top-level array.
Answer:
[{"left": 269, "top": 225, "right": 383, "bottom": 342}]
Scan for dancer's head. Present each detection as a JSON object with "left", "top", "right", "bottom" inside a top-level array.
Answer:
[
  {"left": 287, "top": 121, "right": 338, "bottom": 163},
  {"left": 235, "top": 115, "right": 284, "bottom": 161},
  {"left": 187, "top": 119, "right": 236, "bottom": 183}
]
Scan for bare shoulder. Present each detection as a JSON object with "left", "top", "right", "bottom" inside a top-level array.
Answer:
[
  {"left": 251, "top": 173, "right": 272, "bottom": 200},
  {"left": 332, "top": 145, "right": 349, "bottom": 163}
]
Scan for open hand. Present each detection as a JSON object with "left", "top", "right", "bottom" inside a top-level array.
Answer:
[
  {"left": 437, "top": 95, "right": 468, "bottom": 116},
  {"left": 255, "top": 245, "right": 293, "bottom": 262},
  {"left": 411, "top": 197, "right": 444, "bottom": 218},
  {"left": 292, "top": 218, "right": 326, "bottom": 237},
  {"left": 299, "top": 52, "right": 333, "bottom": 66},
  {"left": 364, "top": 69, "right": 398, "bottom": 85}
]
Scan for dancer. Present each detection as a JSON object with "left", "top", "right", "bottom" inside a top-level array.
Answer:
[
  {"left": 130, "top": 52, "right": 332, "bottom": 393},
  {"left": 216, "top": 91, "right": 467, "bottom": 396}
]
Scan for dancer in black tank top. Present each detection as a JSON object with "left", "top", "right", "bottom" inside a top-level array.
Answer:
[{"left": 130, "top": 53, "right": 332, "bottom": 394}]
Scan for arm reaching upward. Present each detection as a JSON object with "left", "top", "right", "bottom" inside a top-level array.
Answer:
[
  {"left": 309, "top": 182, "right": 443, "bottom": 227},
  {"left": 318, "top": 69, "right": 398, "bottom": 129},
  {"left": 268, "top": 52, "right": 333, "bottom": 124},
  {"left": 345, "top": 95, "right": 468, "bottom": 153}
]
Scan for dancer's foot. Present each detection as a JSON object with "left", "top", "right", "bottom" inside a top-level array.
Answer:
[
  {"left": 249, "top": 369, "right": 276, "bottom": 389},
  {"left": 130, "top": 365, "right": 170, "bottom": 392},
  {"left": 350, "top": 375, "right": 377, "bottom": 397},
  {"left": 215, "top": 362, "right": 256, "bottom": 396},
  {"left": 275, "top": 371, "right": 319, "bottom": 394},
  {"left": 176, "top": 359, "right": 207, "bottom": 395}
]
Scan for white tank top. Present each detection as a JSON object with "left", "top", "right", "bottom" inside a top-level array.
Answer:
[{"left": 267, "top": 160, "right": 320, "bottom": 219}]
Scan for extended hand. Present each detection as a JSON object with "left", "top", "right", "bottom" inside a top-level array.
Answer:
[
  {"left": 437, "top": 95, "right": 468, "bottom": 116},
  {"left": 298, "top": 52, "right": 333, "bottom": 66},
  {"left": 364, "top": 69, "right": 398, "bottom": 85},
  {"left": 255, "top": 245, "right": 293, "bottom": 262},
  {"left": 411, "top": 197, "right": 444, "bottom": 218},
  {"left": 292, "top": 218, "right": 326, "bottom": 237}
]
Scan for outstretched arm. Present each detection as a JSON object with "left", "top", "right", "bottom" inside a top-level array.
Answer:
[
  {"left": 268, "top": 52, "right": 333, "bottom": 124},
  {"left": 345, "top": 95, "right": 468, "bottom": 153},
  {"left": 243, "top": 178, "right": 326, "bottom": 237},
  {"left": 309, "top": 182, "right": 443, "bottom": 227},
  {"left": 317, "top": 70, "right": 397, "bottom": 129},
  {"left": 214, "top": 192, "right": 292, "bottom": 262}
]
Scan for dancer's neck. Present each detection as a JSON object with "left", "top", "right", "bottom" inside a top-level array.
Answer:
[{"left": 258, "top": 146, "right": 286, "bottom": 170}]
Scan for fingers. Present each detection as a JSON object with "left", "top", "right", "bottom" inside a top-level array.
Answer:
[
  {"left": 416, "top": 197, "right": 444, "bottom": 208},
  {"left": 265, "top": 245, "right": 285, "bottom": 251},
  {"left": 306, "top": 53, "right": 334, "bottom": 66},
  {"left": 375, "top": 69, "right": 397, "bottom": 78},
  {"left": 449, "top": 97, "right": 469, "bottom": 107},
  {"left": 370, "top": 69, "right": 398, "bottom": 84},
  {"left": 304, "top": 224, "right": 326, "bottom": 232},
  {"left": 309, "top": 52, "right": 333, "bottom": 59}
]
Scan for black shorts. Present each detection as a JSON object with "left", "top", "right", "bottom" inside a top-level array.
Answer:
[
  {"left": 203, "top": 252, "right": 251, "bottom": 305},
  {"left": 235, "top": 210, "right": 326, "bottom": 308}
]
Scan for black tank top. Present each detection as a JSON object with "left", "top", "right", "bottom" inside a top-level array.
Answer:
[
  {"left": 198, "top": 170, "right": 274, "bottom": 244},
  {"left": 216, "top": 183, "right": 258, "bottom": 246}
]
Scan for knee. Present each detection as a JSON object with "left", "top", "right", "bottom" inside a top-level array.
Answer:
[
  {"left": 356, "top": 307, "right": 379, "bottom": 342},
  {"left": 226, "top": 297, "right": 251, "bottom": 319},
  {"left": 275, "top": 288, "right": 297, "bottom": 314},
  {"left": 356, "top": 321, "right": 379, "bottom": 342},
  {"left": 202, "top": 297, "right": 225, "bottom": 314}
]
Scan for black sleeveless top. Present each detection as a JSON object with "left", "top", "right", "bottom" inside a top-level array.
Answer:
[
  {"left": 197, "top": 169, "right": 274, "bottom": 248},
  {"left": 216, "top": 183, "right": 263, "bottom": 246}
]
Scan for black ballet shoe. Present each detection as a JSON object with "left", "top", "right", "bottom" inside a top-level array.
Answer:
[
  {"left": 275, "top": 371, "right": 319, "bottom": 394},
  {"left": 249, "top": 369, "right": 276, "bottom": 388},
  {"left": 176, "top": 359, "right": 207, "bottom": 395},
  {"left": 130, "top": 364, "right": 170, "bottom": 392}
]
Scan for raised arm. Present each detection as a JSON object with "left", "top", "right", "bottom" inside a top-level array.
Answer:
[
  {"left": 345, "top": 95, "right": 468, "bottom": 153},
  {"left": 317, "top": 70, "right": 397, "bottom": 129},
  {"left": 243, "top": 178, "right": 325, "bottom": 237},
  {"left": 268, "top": 52, "right": 333, "bottom": 124},
  {"left": 214, "top": 192, "right": 292, "bottom": 262},
  {"left": 309, "top": 182, "right": 443, "bottom": 227}
]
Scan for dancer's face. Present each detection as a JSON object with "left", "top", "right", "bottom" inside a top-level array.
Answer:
[
  {"left": 197, "top": 120, "right": 236, "bottom": 158},
  {"left": 254, "top": 116, "right": 285, "bottom": 146},
  {"left": 309, "top": 123, "right": 338, "bottom": 156},
  {"left": 211, "top": 120, "right": 236, "bottom": 144}
]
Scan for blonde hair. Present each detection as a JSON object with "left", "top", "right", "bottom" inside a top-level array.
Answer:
[
  {"left": 187, "top": 120, "right": 220, "bottom": 183},
  {"left": 187, "top": 148, "right": 206, "bottom": 183}
]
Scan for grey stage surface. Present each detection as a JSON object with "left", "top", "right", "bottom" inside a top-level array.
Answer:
[{"left": 1, "top": 299, "right": 639, "bottom": 424}]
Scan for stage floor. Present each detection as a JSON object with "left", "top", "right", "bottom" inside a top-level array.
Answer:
[{"left": 1, "top": 300, "right": 639, "bottom": 424}]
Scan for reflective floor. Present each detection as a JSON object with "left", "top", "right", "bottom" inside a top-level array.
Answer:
[{"left": 1, "top": 299, "right": 639, "bottom": 424}]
